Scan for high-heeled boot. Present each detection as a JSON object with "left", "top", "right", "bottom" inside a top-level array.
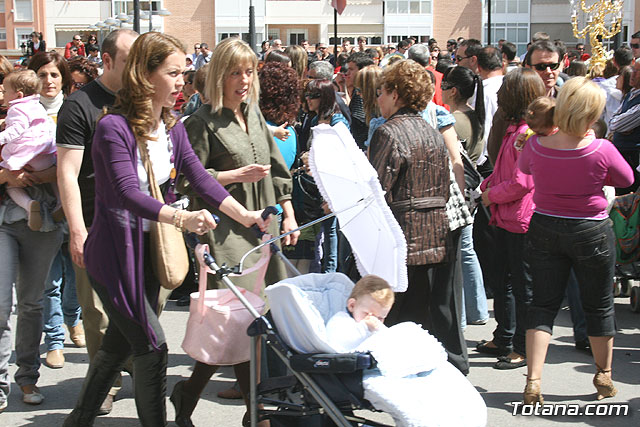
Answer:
[
  {"left": 593, "top": 365, "right": 617, "bottom": 401},
  {"left": 170, "top": 380, "right": 200, "bottom": 427},
  {"left": 132, "top": 350, "right": 168, "bottom": 426},
  {"left": 523, "top": 377, "right": 544, "bottom": 405},
  {"left": 63, "top": 349, "right": 126, "bottom": 426}
]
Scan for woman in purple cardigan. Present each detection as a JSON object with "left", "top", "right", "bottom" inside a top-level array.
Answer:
[{"left": 63, "top": 33, "right": 269, "bottom": 427}]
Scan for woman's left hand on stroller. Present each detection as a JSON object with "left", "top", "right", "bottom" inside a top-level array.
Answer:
[{"left": 183, "top": 209, "right": 218, "bottom": 235}]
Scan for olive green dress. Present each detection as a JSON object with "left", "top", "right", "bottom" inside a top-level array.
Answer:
[{"left": 177, "top": 103, "right": 293, "bottom": 296}]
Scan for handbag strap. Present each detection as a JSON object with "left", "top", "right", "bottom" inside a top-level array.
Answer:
[{"left": 136, "top": 137, "right": 165, "bottom": 204}]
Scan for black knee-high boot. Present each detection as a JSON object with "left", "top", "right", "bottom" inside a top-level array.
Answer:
[
  {"left": 63, "top": 349, "right": 127, "bottom": 426},
  {"left": 133, "top": 349, "right": 168, "bottom": 427}
]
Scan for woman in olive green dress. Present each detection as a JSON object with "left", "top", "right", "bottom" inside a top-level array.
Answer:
[{"left": 172, "top": 38, "right": 299, "bottom": 427}]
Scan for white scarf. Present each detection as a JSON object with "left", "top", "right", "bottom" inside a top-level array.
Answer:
[{"left": 40, "top": 91, "right": 64, "bottom": 116}]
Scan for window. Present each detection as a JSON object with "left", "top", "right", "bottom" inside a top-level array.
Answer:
[
  {"left": 15, "top": 27, "right": 33, "bottom": 49},
  {"left": 490, "top": 0, "right": 527, "bottom": 14},
  {"left": 267, "top": 29, "right": 280, "bottom": 41},
  {"left": 388, "top": 0, "right": 430, "bottom": 14},
  {"left": 0, "top": 29, "right": 6, "bottom": 41},
  {"left": 288, "top": 29, "right": 307, "bottom": 46},
  {"left": 113, "top": 1, "right": 161, "bottom": 15},
  {"left": 0, "top": 1, "right": 5, "bottom": 13},
  {"left": 219, "top": 32, "right": 240, "bottom": 42},
  {"left": 485, "top": 23, "right": 528, "bottom": 55},
  {"left": 387, "top": 34, "right": 429, "bottom": 44},
  {"left": 15, "top": 0, "right": 33, "bottom": 22}
]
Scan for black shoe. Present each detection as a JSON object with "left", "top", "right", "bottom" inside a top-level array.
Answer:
[
  {"left": 475, "top": 340, "right": 511, "bottom": 356},
  {"left": 97, "top": 394, "right": 113, "bottom": 416},
  {"left": 575, "top": 339, "right": 591, "bottom": 353},
  {"left": 170, "top": 380, "right": 199, "bottom": 427},
  {"left": 494, "top": 354, "right": 527, "bottom": 370}
]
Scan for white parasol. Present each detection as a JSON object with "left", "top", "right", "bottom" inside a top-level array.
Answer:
[{"left": 308, "top": 122, "right": 408, "bottom": 292}]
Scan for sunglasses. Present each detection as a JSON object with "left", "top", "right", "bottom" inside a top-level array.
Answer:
[
  {"left": 456, "top": 55, "right": 471, "bottom": 62},
  {"left": 440, "top": 81, "right": 455, "bottom": 90},
  {"left": 631, "top": 43, "right": 640, "bottom": 49},
  {"left": 73, "top": 38, "right": 81, "bottom": 41},
  {"left": 305, "top": 93, "right": 321, "bottom": 99},
  {"left": 531, "top": 62, "right": 561, "bottom": 71}
]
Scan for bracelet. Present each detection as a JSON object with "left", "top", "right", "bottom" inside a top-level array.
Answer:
[
  {"left": 178, "top": 210, "right": 185, "bottom": 232},
  {"left": 172, "top": 209, "right": 180, "bottom": 230}
]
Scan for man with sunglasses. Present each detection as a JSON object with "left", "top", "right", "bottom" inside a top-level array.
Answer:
[
  {"left": 526, "top": 40, "right": 564, "bottom": 97},
  {"left": 64, "top": 35, "right": 86, "bottom": 59},
  {"left": 631, "top": 30, "right": 640, "bottom": 59},
  {"left": 455, "top": 39, "right": 481, "bottom": 74}
]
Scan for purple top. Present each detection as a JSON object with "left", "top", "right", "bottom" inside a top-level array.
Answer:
[
  {"left": 85, "top": 114, "right": 230, "bottom": 350},
  {"left": 519, "top": 136, "right": 634, "bottom": 219}
]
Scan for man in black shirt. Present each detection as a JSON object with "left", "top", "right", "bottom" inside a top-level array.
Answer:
[{"left": 56, "top": 28, "right": 138, "bottom": 415}]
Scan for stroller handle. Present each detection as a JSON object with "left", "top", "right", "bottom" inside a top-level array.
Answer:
[{"left": 251, "top": 206, "right": 279, "bottom": 238}]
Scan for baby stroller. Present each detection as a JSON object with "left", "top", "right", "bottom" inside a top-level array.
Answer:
[
  {"left": 609, "top": 191, "right": 640, "bottom": 312},
  {"left": 185, "top": 230, "right": 486, "bottom": 427}
]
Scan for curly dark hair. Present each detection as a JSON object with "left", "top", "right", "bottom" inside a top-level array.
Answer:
[
  {"left": 259, "top": 62, "right": 300, "bottom": 125},
  {"left": 67, "top": 57, "right": 99, "bottom": 81}
]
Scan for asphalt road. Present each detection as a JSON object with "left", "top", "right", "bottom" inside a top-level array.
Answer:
[{"left": 2, "top": 295, "right": 638, "bottom": 426}]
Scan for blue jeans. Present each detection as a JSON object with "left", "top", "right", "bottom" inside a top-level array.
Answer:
[
  {"left": 43, "top": 244, "right": 81, "bottom": 351},
  {"left": 460, "top": 224, "right": 489, "bottom": 326},
  {"left": 0, "top": 222, "right": 63, "bottom": 403},
  {"left": 526, "top": 214, "right": 616, "bottom": 336},
  {"left": 321, "top": 217, "right": 338, "bottom": 273}
]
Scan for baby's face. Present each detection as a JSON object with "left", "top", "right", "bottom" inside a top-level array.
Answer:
[
  {"left": 3, "top": 86, "right": 21, "bottom": 105},
  {"left": 532, "top": 125, "right": 554, "bottom": 136},
  {"left": 348, "top": 295, "right": 392, "bottom": 323}
]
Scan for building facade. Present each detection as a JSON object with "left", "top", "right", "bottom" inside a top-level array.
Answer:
[{"left": 0, "top": 0, "right": 47, "bottom": 51}]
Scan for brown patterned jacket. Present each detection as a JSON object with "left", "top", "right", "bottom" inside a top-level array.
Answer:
[{"left": 369, "top": 109, "right": 451, "bottom": 265}]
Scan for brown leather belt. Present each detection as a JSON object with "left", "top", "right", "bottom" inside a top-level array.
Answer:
[{"left": 389, "top": 196, "right": 447, "bottom": 214}]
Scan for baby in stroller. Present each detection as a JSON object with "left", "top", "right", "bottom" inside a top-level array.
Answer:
[
  {"left": 267, "top": 273, "right": 487, "bottom": 427},
  {"left": 326, "top": 275, "right": 393, "bottom": 352}
]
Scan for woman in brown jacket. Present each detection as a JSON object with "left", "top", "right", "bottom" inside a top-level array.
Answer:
[{"left": 369, "top": 60, "right": 452, "bottom": 354}]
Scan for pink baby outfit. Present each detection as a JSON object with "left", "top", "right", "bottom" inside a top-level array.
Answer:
[{"left": 0, "top": 94, "right": 56, "bottom": 171}]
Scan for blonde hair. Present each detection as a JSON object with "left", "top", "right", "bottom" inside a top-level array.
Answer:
[
  {"left": 349, "top": 275, "right": 395, "bottom": 307},
  {"left": 284, "top": 45, "right": 308, "bottom": 81},
  {"left": 354, "top": 64, "right": 382, "bottom": 125},
  {"left": 554, "top": 76, "right": 605, "bottom": 137},
  {"left": 205, "top": 37, "right": 259, "bottom": 114},
  {"left": 525, "top": 96, "right": 555, "bottom": 132},
  {"left": 111, "top": 32, "right": 185, "bottom": 142},
  {"left": 4, "top": 69, "right": 41, "bottom": 97}
]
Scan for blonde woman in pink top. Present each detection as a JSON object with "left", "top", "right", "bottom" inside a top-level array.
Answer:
[{"left": 518, "top": 77, "right": 633, "bottom": 405}]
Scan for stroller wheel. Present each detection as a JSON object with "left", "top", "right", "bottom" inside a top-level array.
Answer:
[{"left": 630, "top": 287, "right": 640, "bottom": 313}]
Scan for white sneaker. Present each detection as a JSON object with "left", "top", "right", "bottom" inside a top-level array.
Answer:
[{"left": 21, "top": 384, "right": 44, "bottom": 405}]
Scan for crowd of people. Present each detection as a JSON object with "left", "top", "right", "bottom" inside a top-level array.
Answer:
[{"left": 0, "top": 26, "right": 637, "bottom": 426}]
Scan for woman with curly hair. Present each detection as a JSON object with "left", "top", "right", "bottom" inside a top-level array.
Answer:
[
  {"left": 63, "top": 32, "right": 269, "bottom": 426},
  {"left": 67, "top": 57, "right": 99, "bottom": 94},
  {"left": 475, "top": 68, "right": 546, "bottom": 370},
  {"left": 369, "top": 59, "right": 452, "bottom": 360},
  {"left": 259, "top": 61, "right": 299, "bottom": 169}
]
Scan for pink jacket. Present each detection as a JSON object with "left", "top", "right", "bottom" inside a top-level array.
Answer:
[{"left": 480, "top": 121, "right": 534, "bottom": 233}]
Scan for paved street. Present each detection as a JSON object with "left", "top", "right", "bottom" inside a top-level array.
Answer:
[{"left": 2, "top": 295, "right": 638, "bottom": 426}]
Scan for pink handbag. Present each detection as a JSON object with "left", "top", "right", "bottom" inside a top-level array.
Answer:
[{"left": 181, "top": 243, "right": 268, "bottom": 366}]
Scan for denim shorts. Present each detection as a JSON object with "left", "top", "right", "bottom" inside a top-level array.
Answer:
[{"left": 525, "top": 213, "right": 616, "bottom": 337}]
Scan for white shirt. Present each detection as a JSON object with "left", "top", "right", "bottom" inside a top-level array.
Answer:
[
  {"left": 137, "top": 121, "right": 173, "bottom": 231},
  {"left": 600, "top": 75, "right": 622, "bottom": 128},
  {"left": 477, "top": 75, "right": 503, "bottom": 165}
]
